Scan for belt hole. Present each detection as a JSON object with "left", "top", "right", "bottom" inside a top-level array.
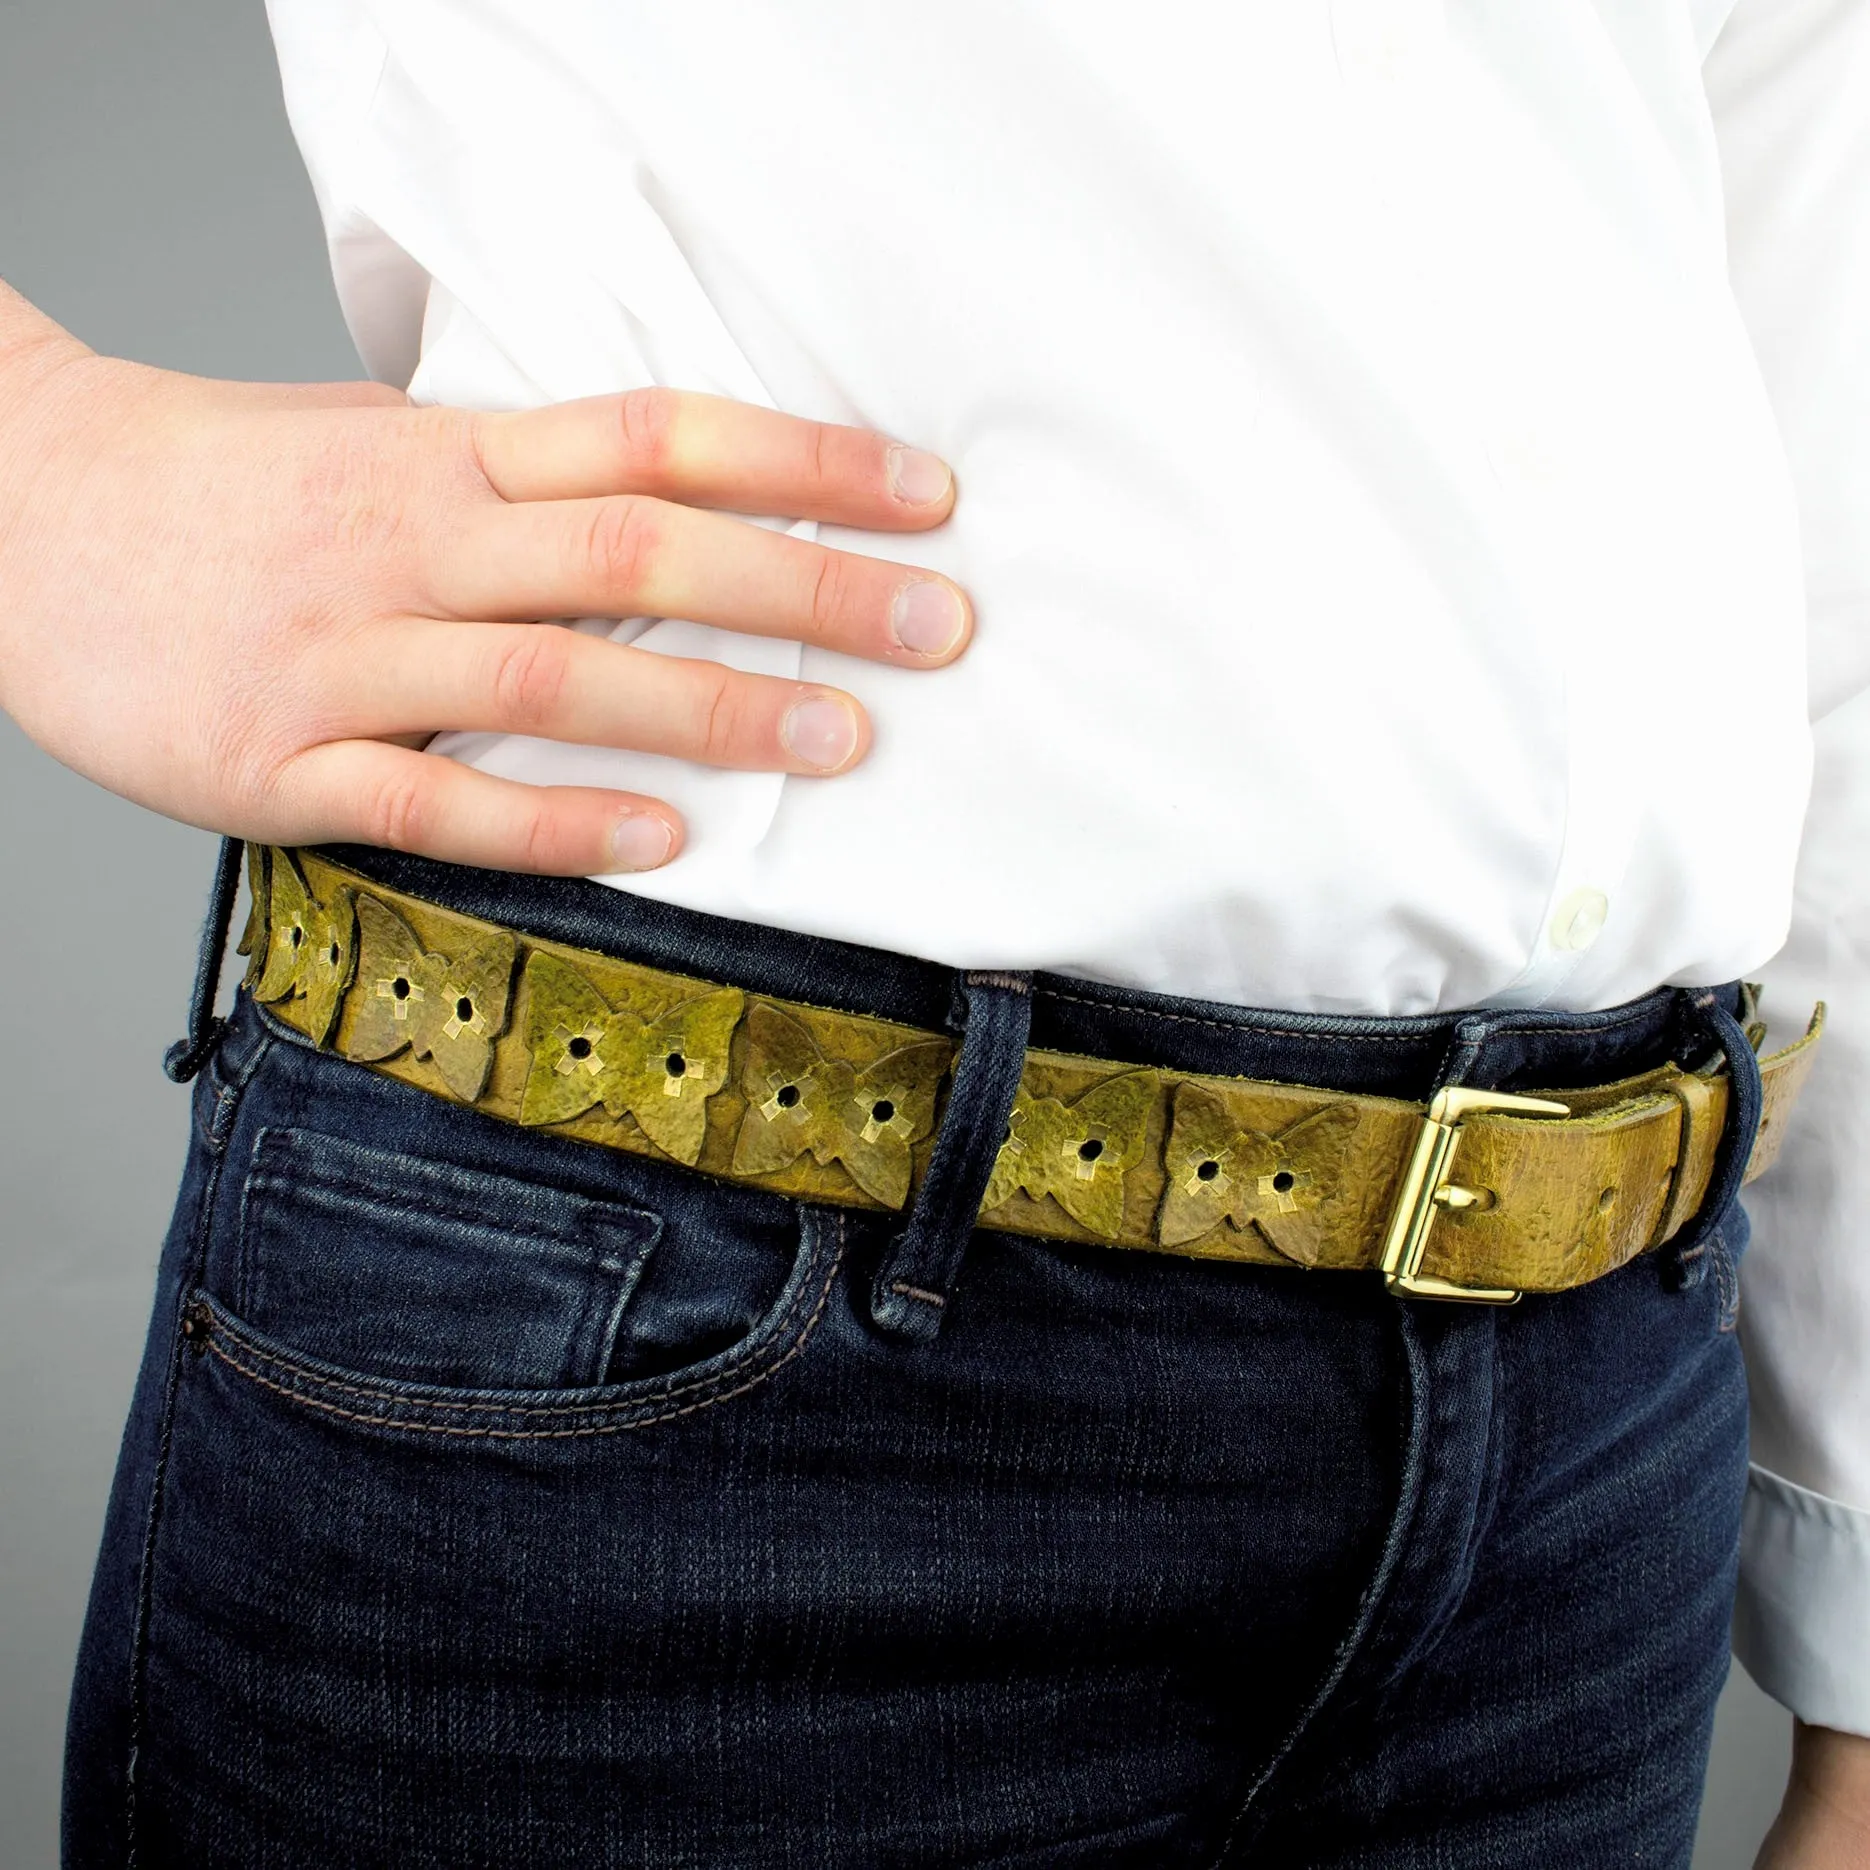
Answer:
[
  {"left": 567, "top": 1035, "right": 592, "bottom": 1060},
  {"left": 775, "top": 1083, "right": 801, "bottom": 1110},
  {"left": 1271, "top": 1170, "right": 1296, "bottom": 1194},
  {"left": 1196, "top": 1158, "right": 1221, "bottom": 1182},
  {"left": 1078, "top": 1137, "right": 1104, "bottom": 1163},
  {"left": 872, "top": 1098, "right": 895, "bottom": 1123},
  {"left": 666, "top": 1051, "right": 687, "bottom": 1077}
]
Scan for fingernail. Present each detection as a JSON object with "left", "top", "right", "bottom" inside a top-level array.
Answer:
[
  {"left": 609, "top": 813, "right": 674, "bottom": 872},
  {"left": 887, "top": 445, "right": 953, "bottom": 506},
  {"left": 782, "top": 695, "right": 860, "bottom": 771},
  {"left": 891, "top": 580, "right": 967, "bottom": 658}
]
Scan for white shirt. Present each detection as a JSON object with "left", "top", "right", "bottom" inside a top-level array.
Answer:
[{"left": 266, "top": 0, "right": 1870, "bottom": 1730}]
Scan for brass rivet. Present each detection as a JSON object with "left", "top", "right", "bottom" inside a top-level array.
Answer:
[{"left": 1433, "top": 1183, "right": 1497, "bottom": 1214}]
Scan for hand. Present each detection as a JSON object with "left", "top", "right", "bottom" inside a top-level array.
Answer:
[
  {"left": 0, "top": 282, "right": 969, "bottom": 874},
  {"left": 1756, "top": 1723, "right": 1870, "bottom": 1868}
]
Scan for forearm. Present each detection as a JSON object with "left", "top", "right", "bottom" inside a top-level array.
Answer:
[
  {"left": 1793, "top": 1723, "right": 1870, "bottom": 1807},
  {"left": 1757, "top": 1723, "right": 1870, "bottom": 1868}
]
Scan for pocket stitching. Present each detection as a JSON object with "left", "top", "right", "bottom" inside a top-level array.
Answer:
[
  {"left": 241, "top": 1169, "right": 645, "bottom": 1244},
  {"left": 239, "top": 1159, "right": 656, "bottom": 1248},
  {"left": 193, "top": 1211, "right": 845, "bottom": 1440},
  {"left": 212, "top": 1215, "right": 825, "bottom": 1416},
  {"left": 233, "top": 1126, "right": 662, "bottom": 1351}
]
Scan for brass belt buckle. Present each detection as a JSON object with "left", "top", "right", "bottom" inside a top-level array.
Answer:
[{"left": 1379, "top": 1086, "right": 1570, "bottom": 1304}]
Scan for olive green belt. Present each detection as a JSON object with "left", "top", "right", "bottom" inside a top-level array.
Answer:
[{"left": 243, "top": 846, "right": 1823, "bottom": 1303}]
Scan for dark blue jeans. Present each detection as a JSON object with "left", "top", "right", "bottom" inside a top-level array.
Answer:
[{"left": 66, "top": 847, "right": 1758, "bottom": 1868}]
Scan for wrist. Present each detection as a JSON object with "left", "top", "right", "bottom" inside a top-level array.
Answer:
[
  {"left": 0, "top": 282, "right": 96, "bottom": 483},
  {"left": 1789, "top": 1721, "right": 1870, "bottom": 1824},
  {"left": 0, "top": 284, "right": 109, "bottom": 718},
  {"left": 0, "top": 283, "right": 99, "bottom": 489},
  {"left": 0, "top": 277, "right": 89, "bottom": 379}
]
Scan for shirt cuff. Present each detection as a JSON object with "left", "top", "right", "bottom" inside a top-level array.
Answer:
[{"left": 1735, "top": 1463, "right": 1870, "bottom": 1736}]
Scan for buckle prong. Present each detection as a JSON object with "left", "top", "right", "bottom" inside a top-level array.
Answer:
[{"left": 1379, "top": 1086, "right": 1569, "bottom": 1303}]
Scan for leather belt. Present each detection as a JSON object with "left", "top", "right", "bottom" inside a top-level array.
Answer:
[{"left": 242, "top": 847, "right": 1823, "bottom": 1301}]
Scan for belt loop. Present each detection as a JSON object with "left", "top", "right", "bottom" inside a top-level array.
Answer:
[
  {"left": 870, "top": 970, "right": 1034, "bottom": 1344},
  {"left": 163, "top": 836, "right": 245, "bottom": 1084},
  {"left": 1435, "top": 1013, "right": 1498, "bottom": 1093},
  {"left": 1662, "top": 988, "right": 1765, "bottom": 1286}
]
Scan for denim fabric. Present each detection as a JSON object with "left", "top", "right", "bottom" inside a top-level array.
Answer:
[{"left": 66, "top": 849, "right": 1753, "bottom": 1868}]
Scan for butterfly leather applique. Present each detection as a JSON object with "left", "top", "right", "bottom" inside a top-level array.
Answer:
[
  {"left": 235, "top": 843, "right": 272, "bottom": 985},
  {"left": 981, "top": 1069, "right": 1161, "bottom": 1240},
  {"left": 343, "top": 895, "right": 518, "bottom": 1104},
  {"left": 1156, "top": 1083, "right": 1361, "bottom": 1258},
  {"left": 730, "top": 1002, "right": 950, "bottom": 1208},
  {"left": 518, "top": 951, "right": 744, "bottom": 1167},
  {"left": 250, "top": 850, "right": 356, "bottom": 1047}
]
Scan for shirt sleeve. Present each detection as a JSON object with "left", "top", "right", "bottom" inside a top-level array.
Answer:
[{"left": 1703, "top": 0, "right": 1870, "bottom": 1734}]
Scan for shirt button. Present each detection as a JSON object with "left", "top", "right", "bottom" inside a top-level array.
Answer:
[{"left": 1550, "top": 888, "right": 1610, "bottom": 953}]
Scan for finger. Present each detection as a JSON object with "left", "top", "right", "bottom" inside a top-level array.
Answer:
[
  {"left": 273, "top": 740, "right": 684, "bottom": 876},
  {"left": 349, "top": 622, "right": 874, "bottom": 775},
  {"left": 471, "top": 388, "right": 955, "bottom": 530},
  {"left": 433, "top": 497, "right": 973, "bottom": 666}
]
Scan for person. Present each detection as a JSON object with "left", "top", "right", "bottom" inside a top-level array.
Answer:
[{"left": 4, "top": 3, "right": 1866, "bottom": 1865}]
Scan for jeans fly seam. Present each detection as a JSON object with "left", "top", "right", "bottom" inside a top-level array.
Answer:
[
  {"left": 192, "top": 1213, "right": 845, "bottom": 1441},
  {"left": 1465, "top": 1320, "right": 1512, "bottom": 1595},
  {"left": 1354, "top": 1318, "right": 1504, "bottom": 1702},
  {"left": 1207, "top": 1307, "right": 1434, "bottom": 1868}
]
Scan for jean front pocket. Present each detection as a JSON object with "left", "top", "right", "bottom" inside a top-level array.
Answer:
[
  {"left": 231, "top": 1126, "right": 660, "bottom": 1391},
  {"left": 187, "top": 1075, "right": 847, "bottom": 1443}
]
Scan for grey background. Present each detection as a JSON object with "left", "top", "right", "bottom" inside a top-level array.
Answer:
[{"left": 0, "top": 2, "right": 1793, "bottom": 1864}]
